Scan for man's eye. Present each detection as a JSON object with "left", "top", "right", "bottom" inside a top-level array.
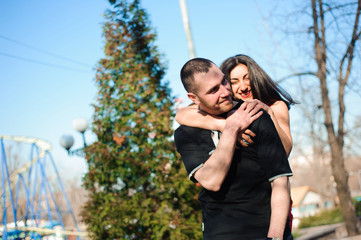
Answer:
[{"left": 210, "top": 86, "right": 219, "bottom": 93}]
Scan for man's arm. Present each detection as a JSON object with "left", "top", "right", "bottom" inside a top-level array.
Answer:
[
  {"left": 194, "top": 101, "right": 262, "bottom": 191},
  {"left": 193, "top": 124, "right": 238, "bottom": 191},
  {"left": 267, "top": 176, "right": 290, "bottom": 239},
  {"left": 252, "top": 111, "right": 293, "bottom": 239}
]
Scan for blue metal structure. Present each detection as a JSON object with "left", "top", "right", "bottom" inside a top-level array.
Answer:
[{"left": 0, "top": 136, "right": 83, "bottom": 239}]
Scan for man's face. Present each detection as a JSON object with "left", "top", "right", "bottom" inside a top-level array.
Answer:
[{"left": 188, "top": 64, "right": 233, "bottom": 115}]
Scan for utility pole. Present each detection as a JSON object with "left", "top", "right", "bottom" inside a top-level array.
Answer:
[{"left": 179, "top": 0, "right": 196, "bottom": 59}]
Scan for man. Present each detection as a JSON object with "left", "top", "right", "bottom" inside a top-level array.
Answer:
[{"left": 174, "top": 58, "right": 293, "bottom": 240}]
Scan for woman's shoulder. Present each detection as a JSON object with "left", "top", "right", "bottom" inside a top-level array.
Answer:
[
  {"left": 270, "top": 100, "right": 288, "bottom": 111},
  {"left": 270, "top": 100, "right": 290, "bottom": 119}
]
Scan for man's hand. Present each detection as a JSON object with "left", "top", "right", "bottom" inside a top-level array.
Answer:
[
  {"left": 193, "top": 101, "right": 262, "bottom": 191},
  {"left": 225, "top": 100, "right": 263, "bottom": 134}
]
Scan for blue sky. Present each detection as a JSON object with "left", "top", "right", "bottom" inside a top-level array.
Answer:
[
  {"left": 4, "top": 0, "right": 358, "bottom": 185},
  {"left": 1, "top": 0, "right": 285, "bottom": 184}
]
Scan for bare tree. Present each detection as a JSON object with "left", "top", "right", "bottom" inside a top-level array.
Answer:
[
  {"left": 62, "top": 179, "right": 88, "bottom": 228},
  {"left": 290, "top": 86, "right": 335, "bottom": 208},
  {"left": 0, "top": 143, "right": 24, "bottom": 224},
  {"left": 258, "top": 0, "right": 361, "bottom": 235},
  {"left": 309, "top": 0, "right": 361, "bottom": 235}
]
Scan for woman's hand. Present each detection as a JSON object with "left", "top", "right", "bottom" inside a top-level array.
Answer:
[{"left": 238, "top": 129, "right": 256, "bottom": 147}]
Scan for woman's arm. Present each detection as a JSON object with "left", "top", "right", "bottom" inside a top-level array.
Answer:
[
  {"left": 175, "top": 104, "right": 226, "bottom": 131},
  {"left": 256, "top": 100, "right": 293, "bottom": 156},
  {"left": 175, "top": 101, "right": 264, "bottom": 147},
  {"left": 270, "top": 101, "right": 293, "bottom": 156}
]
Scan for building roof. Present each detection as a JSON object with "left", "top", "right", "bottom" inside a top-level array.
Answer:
[{"left": 291, "top": 186, "right": 318, "bottom": 207}]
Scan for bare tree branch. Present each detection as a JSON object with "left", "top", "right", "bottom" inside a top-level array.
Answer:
[
  {"left": 338, "top": 0, "right": 361, "bottom": 143},
  {"left": 277, "top": 71, "right": 318, "bottom": 83}
]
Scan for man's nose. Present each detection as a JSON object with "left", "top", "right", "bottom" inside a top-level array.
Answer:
[{"left": 220, "top": 84, "right": 231, "bottom": 97}]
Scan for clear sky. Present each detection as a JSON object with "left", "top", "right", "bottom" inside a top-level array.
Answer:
[
  {"left": 0, "top": 0, "right": 281, "bottom": 184},
  {"left": 2, "top": 0, "right": 358, "bottom": 185}
]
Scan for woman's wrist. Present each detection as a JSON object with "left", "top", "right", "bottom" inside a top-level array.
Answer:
[
  {"left": 215, "top": 119, "right": 226, "bottom": 132},
  {"left": 266, "top": 105, "right": 273, "bottom": 115}
]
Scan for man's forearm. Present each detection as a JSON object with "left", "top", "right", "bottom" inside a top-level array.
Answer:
[
  {"left": 267, "top": 176, "right": 290, "bottom": 239},
  {"left": 194, "top": 101, "right": 263, "bottom": 192},
  {"left": 193, "top": 126, "right": 238, "bottom": 191}
]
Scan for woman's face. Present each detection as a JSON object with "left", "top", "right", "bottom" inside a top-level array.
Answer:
[{"left": 229, "top": 64, "right": 254, "bottom": 101}]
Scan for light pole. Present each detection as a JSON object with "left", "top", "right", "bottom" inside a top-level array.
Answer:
[
  {"left": 60, "top": 118, "right": 88, "bottom": 157},
  {"left": 179, "top": 0, "right": 196, "bottom": 59}
]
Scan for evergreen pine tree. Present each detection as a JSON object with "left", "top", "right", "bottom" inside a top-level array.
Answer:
[{"left": 81, "top": 0, "right": 201, "bottom": 239}]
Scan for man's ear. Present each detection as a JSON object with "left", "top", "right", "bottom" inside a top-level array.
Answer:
[{"left": 187, "top": 92, "right": 200, "bottom": 105}]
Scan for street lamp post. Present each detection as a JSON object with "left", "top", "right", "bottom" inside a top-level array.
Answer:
[{"left": 60, "top": 118, "right": 88, "bottom": 157}]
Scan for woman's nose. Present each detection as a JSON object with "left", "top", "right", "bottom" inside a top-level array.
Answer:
[
  {"left": 239, "top": 80, "right": 245, "bottom": 89},
  {"left": 239, "top": 80, "right": 248, "bottom": 91}
]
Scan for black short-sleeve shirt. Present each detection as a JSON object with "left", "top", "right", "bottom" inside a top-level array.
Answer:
[{"left": 174, "top": 105, "right": 293, "bottom": 239}]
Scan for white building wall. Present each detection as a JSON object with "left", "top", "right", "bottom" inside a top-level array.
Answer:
[{"left": 292, "top": 191, "right": 323, "bottom": 229}]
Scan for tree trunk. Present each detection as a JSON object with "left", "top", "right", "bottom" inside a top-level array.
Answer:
[
  {"left": 312, "top": 0, "right": 360, "bottom": 235},
  {"left": 329, "top": 140, "right": 360, "bottom": 236}
]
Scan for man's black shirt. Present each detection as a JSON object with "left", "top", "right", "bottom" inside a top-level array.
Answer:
[{"left": 174, "top": 103, "right": 292, "bottom": 239}]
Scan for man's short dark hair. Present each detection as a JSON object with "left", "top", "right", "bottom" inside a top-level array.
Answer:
[{"left": 180, "top": 58, "right": 214, "bottom": 93}]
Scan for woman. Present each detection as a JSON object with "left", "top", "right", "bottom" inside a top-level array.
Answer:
[
  {"left": 175, "top": 54, "right": 296, "bottom": 156},
  {"left": 175, "top": 54, "right": 297, "bottom": 230}
]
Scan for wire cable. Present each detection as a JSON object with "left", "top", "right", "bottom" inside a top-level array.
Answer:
[
  {"left": 0, "top": 52, "right": 91, "bottom": 73},
  {"left": 0, "top": 34, "right": 93, "bottom": 68}
]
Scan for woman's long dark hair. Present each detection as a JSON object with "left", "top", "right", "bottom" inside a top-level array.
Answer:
[{"left": 220, "top": 54, "right": 297, "bottom": 109}]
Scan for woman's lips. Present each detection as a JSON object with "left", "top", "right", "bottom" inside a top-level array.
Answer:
[{"left": 240, "top": 90, "right": 251, "bottom": 98}]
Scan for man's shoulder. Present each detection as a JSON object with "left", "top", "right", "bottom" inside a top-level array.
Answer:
[
  {"left": 174, "top": 125, "right": 214, "bottom": 148},
  {"left": 259, "top": 109, "right": 271, "bottom": 121},
  {"left": 175, "top": 125, "right": 211, "bottom": 138},
  {"left": 249, "top": 109, "right": 271, "bottom": 130}
]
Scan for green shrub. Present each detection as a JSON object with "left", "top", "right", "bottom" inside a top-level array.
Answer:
[
  {"left": 298, "top": 208, "right": 343, "bottom": 228},
  {"left": 354, "top": 199, "right": 361, "bottom": 216},
  {"left": 291, "top": 231, "right": 302, "bottom": 238}
]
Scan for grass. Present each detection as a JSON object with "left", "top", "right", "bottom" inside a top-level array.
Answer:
[
  {"left": 298, "top": 207, "right": 343, "bottom": 228},
  {"left": 297, "top": 200, "right": 361, "bottom": 229}
]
